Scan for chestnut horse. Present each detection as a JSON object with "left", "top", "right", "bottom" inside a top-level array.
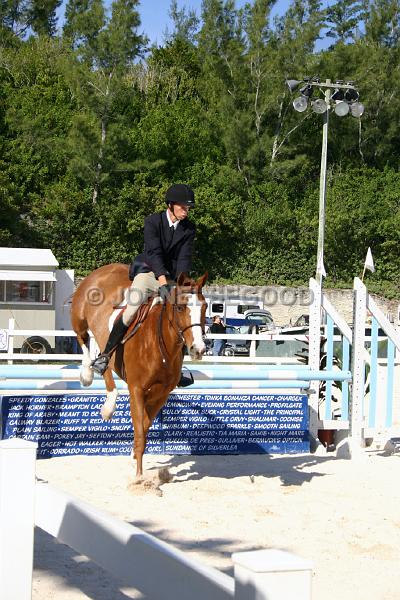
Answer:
[{"left": 71, "top": 263, "right": 207, "bottom": 479}]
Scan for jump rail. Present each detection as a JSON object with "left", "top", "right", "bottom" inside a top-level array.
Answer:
[
  {"left": 0, "top": 438, "right": 313, "bottom": 600},
  {"left": 0, "top": 364, "right": 351, "bottom": 381}
]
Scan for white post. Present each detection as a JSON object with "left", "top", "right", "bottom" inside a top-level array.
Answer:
[
  {"left": 7, "top": 317, "right": 15, "bottom": 365},
  {"left": 233, "top": 549, "right": 313, "bottom": 600},
  {"left": 308, "top": 278, "right": 322, "bottom": 448},
  {"left": 348, "top": 277, "right": 367, "bottom": 455},
  {"left": 0, "top": 438, "right": 37, "bottom": 600}
]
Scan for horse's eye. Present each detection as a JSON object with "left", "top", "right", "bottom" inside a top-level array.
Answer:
[{"left": 176, "top": 306, "right": 185, "bottom": 313}]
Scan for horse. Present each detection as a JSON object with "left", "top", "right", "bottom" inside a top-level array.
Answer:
[{"left": 70, "top": 263, "right": 208, "bottom": 484}]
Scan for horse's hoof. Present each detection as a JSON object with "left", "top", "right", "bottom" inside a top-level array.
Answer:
[
  {"left": 100, "top": 402, "right": 115, "bottom": 421},
  {"left": 127, "top": 469, "right": 171, "bottom": 496},
  {"left": 80, "top": 368, "right": 94, "bottom": 387},
  {"left": 127, "top": 476, "right": 156, "bottom": 495},
  {"left": 157, "top": 467, "right": 173, "bottom": 484},
  {"left": 143, "top": 479, "right": 163, "bottom": 496},
  {"left": 132, "top": 475, "right": 144, "bottom": 485},
  {"left": 100, "top": 408, "right": 113, "bottom": 421}
]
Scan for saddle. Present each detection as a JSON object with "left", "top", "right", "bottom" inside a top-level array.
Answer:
[{"left": 114, "top": 293, "right": 159, "bottom": 344}]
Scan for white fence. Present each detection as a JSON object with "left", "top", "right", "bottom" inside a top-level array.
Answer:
[
  {"left": 0, "top": 438, "right": 313, "bottom": 600},
  {"left": 350, "top": 278, "right": 400, "bottom": 449},
  {"left": 0, "top": 316, "right": 308, "bottom": 363}
]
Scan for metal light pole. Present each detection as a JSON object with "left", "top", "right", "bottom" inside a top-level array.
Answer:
[
  {"left": 286, "top": 76, "right": 364, "bottom": 446},
  {"left": 286, "top": 77, "right": 364, "bottom": 288},
  {"left": 316, "top": 83, "right": 330, "bottom": 288}
]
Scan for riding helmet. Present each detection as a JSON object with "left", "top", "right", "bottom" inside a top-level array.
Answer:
[{"left": 165, "top": 184, "right": 195, "bottom": 207}]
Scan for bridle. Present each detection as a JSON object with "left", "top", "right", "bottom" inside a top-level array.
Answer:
[{"left": 157, "top": 290, "right": 204, "bottom": 366}]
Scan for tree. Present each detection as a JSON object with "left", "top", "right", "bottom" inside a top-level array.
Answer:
[
  {"left": 268, "top": 0, "right": 324, "bottom": 173},
  {"left": 363, "top": 0, "right": 400, "bottom": 46},
  {"left": 325, "top": 0, "right": 364, "bottom": 42},
  {"left": 0, "top": 37, "right": 77, "bottom": 245},
  {"left": 27, "top": 0, "right": 61, "bottom": 36},
  {"left": 0, "top": 0, "right": 31, "bottom": 40},
  {"left": 63, "top": 0, "right": 146, "bottom": 203},
  {"left": 1, "top": 0, "right": 61, "bottom": 42},
  {"left": 167, "top": 0, "right": 199, "bottom": 43},
  {"left": 63, "top": 0, "right": 105, "bottom": 64}
]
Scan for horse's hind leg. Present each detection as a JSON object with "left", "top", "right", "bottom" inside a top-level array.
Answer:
[{"left": 100, "top": 369, "right": 118, "bottom": 421}]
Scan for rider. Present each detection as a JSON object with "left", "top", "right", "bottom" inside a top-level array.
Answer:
[{"left": 91, "top": 183, "right": 196, "bottom": 375}]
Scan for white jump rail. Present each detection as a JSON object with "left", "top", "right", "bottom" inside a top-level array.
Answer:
[{"left": 0, "top": 438, "right": 313, "bottom": 600}]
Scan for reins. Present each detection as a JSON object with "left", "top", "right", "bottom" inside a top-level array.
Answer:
[{"left": 157, "top": 299, "right": 203, "bottom": 368}]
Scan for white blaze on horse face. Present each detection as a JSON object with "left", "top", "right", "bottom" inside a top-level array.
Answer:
[{"left": 188, "top": 293, "right": 205, "bottom": 357}]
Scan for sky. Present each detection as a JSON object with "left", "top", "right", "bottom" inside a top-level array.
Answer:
[
  {"left": 138, "top": 0, "right": 292, "bottom": 46},
  {"left": 57, "top": 0, "right": 330, "bottom": 51}
]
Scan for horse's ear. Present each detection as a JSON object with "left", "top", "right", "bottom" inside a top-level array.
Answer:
[
  {"left": 176, "top": 272, "right": 188, "bottom": 287},
  {"left": 197, "top": 271, "right": 208, "bottom": 289}
]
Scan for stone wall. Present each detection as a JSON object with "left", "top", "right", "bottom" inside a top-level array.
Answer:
[
  {"left": 203, "top": 284, "right": 399, "bottom": 326},
  {"left": 74, "top": 277, "right": 399, "bottom": 326}
]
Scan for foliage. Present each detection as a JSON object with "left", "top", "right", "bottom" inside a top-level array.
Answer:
[{"left": 0, "top": 0, "right": 399, "bottom": 301}]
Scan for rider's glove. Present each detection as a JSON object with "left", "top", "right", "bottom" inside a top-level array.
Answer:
[{"left": 159, "top": 284, "right": 173, "bottom": 301}]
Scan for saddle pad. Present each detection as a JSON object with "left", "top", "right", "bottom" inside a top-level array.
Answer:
[{"left": 108, "top": 294, "right": 162, "bottom": 332}]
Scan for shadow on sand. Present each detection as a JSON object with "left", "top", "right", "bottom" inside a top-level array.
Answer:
[{"left": 145, "top": 450, "right": 335, "bottom": 487}]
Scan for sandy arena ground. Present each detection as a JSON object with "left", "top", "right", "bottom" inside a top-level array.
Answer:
[{"left": 33, "top": 450, "right": 400, "bottom": 599}]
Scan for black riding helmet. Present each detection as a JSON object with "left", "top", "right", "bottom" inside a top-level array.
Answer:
[{"left": 165, "top": 184, "right": 195, "bottom": 208}]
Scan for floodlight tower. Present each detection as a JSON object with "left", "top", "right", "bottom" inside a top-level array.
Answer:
[{"left": 286, "top": 77, "right": 364, "bottom": 287}]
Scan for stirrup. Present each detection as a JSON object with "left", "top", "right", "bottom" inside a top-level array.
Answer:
[
  {"left": 177, "top": 370, "right": 194, "bottom": 388},
  {"left": 91, "top": 354, "right": 110, "bottom": 376}
]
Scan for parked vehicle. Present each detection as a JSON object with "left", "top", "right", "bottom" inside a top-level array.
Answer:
[
  {"left": 0, "top": 247, "right": 74, "bottom": 354},
  {"left": 205, "top": 310, "right": 276, "bottom": 357},
  {"left": 204, "top": 293, "right": 265, "bottom": 326},
  {"left": 241, "top": 309, "right": 276, "bottom": 333},
  {"left": 205, "top": 325, "right": 250, "bottom": 357},
  {"left": 222, "top": 326, "right": 250, "bottom": 357}
]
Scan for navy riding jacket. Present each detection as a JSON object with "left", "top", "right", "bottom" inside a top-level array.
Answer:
[{"left": 129, "top": 211, "right": 196, "bottom": 281}]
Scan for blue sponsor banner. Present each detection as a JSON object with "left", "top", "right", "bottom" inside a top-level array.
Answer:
[{"left": 1, "top": 392, "right": 309, "bottom": 457}]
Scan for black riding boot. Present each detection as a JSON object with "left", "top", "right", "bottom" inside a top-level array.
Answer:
[{"left": 91, "top": 318, "right": 129, "bottom": 375}]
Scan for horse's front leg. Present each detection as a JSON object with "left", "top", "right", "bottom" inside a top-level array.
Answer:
[
  {"left": 142, "top": 383, "right": 173, "bottom": 438},
  {"left": 100, "top": 369, "right": 118, "bottom": 421},
  {"left": 129, "top": 385, "right": 146, "bottom": 479}
]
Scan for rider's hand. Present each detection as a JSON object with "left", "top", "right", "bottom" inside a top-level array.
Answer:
[{"left": 159, "top": 284, "right": 172, "bottom": 301}]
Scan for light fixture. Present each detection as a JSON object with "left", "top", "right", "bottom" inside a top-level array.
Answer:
[
  {"left": 331, "top": 89, "right": 345, "bottom": 102},
  {"left": 293, "top": 96, "right": 308, "bottom": 112},
  {"left": 286, "top": 79, "right": 302, "bottom": 92},
  {"left": 299, "top": 84, "right": 313, "bottom": 98},
  {"left": 350, "top": 102, "right": 365, "bottom": 117},
  {"left": 334, "top": 101, "right": 350, "bottom": 117},
  {"left": 311, "top": 99, "right": 328, "bottom": 114},
  {"left": 345, "top": 87, "right": 359, "bottom": 102}
]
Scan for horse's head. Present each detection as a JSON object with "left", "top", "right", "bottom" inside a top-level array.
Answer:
[{"left": 172, "top": 272, "right": 208, "bottom": 360}]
